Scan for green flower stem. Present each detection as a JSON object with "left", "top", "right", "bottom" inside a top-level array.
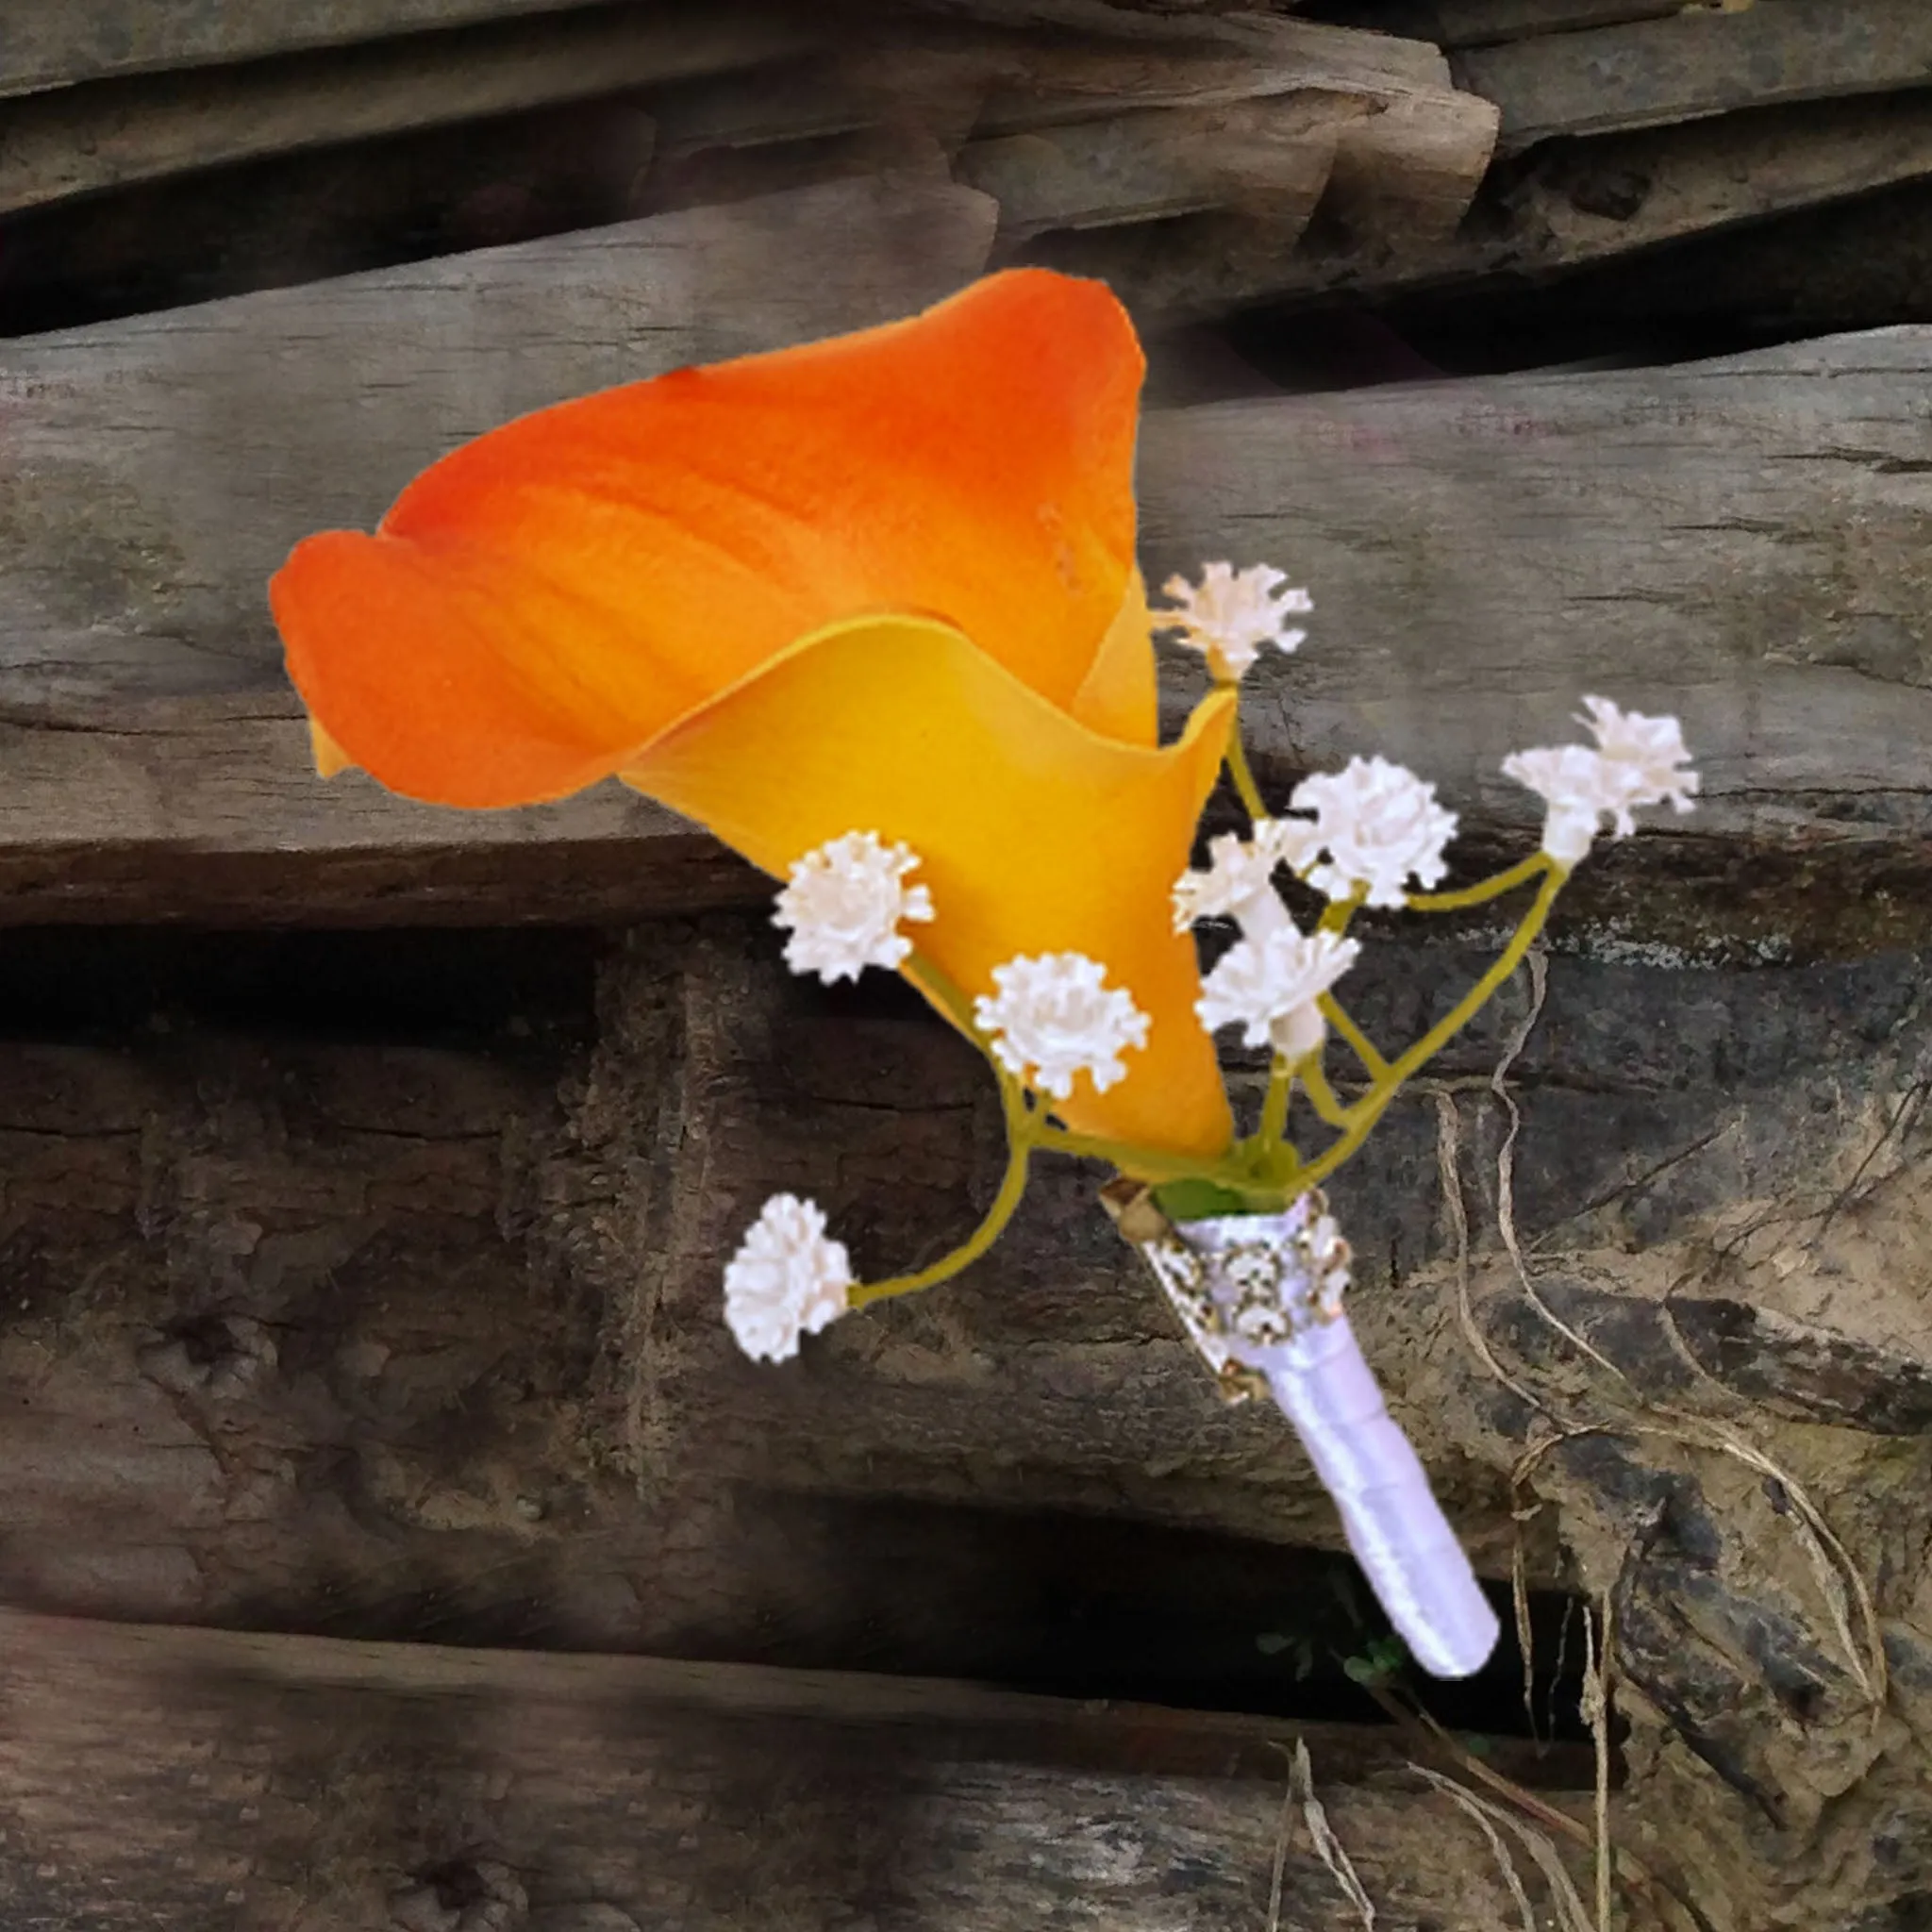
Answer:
[
  {"left": 1319, "top": 994, "right": 1389, "bottom": 1080},
  {"left": 882, "top": 843, "right": 1566, "bottom": 1257},
  {"left": 850, "top": 1077, "right": 1037, "bottom": 1307},
  {"left": 1294, "top": 861, "right": 1563, "bottom": 1194},
  {"left": 1307, "top": 891, "right": 1388, "bottom": 1080},
  {"left": 1258, "top": 1054, "right": 1296, "bottom": 1149},
  {"left": 1405, "top": 852, "right": 1555, "bottom": 913},
  {"left": 902, "top": 948, "right": 981, "bottom": 1038},
  {"left": 1317, "top": 891, "right": 1362, "bottom": 935},
  {"left": 1220, "top": 693, "right": 1270, "bottom": 825},
  {"left": 1300, "top": 1058, "right": 1352, "bottom": 1129}
]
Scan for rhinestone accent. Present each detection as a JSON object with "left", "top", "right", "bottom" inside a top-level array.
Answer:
[{"left": 1133, "top": 1191, "right": 1352, "bottom": 1394}]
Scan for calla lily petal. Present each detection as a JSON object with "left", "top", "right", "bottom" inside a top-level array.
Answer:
[
  {"left": 626, "top": 610, "right": 1237, "bottom": 1158},
  {"left": 1069, "top": 566, "right": 1159, "bottom": 745},
  {"left": 272, "top": 269, "right": 1148, "bottom": 807}
]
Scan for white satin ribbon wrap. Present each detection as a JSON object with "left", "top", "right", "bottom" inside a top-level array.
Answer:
[{"left": 1134, "top": 1195, "right": 1500, "bottom": 1680}]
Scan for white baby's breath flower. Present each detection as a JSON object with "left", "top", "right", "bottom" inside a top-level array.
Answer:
[
  {"left": 1196, "top": 926, "right": 1360, "bottom": 1056},
  {"left": 773, "top": 829, "right": 934, "bottom": 983},
  {"left": 1291, "top": 756, "right": 1457, "bottom": 908},
  {"left": 723, "top": 1193, "right": 853, "bottom": 1363},
  {"left": 1577, "top": 696, "right": 1700, "bottom": 829},
  {"left": 1504, "top": 699, "right": 1699, "bottom": 863},
  {"left": 1153, "top": 562, "right": 1312, "bottom": 681},
  {"left": 974, "top": 953, "right": 1149, "bottom": 1100},
  {"left": 1500, "top": 743, "right": 1617, "bottom": 865},
  {"left": 1172, "top": 817, "right": 1323, "bottom": 933}
]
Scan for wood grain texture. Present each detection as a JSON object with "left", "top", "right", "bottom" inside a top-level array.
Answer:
[
  {"left": 974, "top": 15, "right": 1457, "bottom": 122},
  {"left": 648, "top": 21, "right": 1493, "bottom": 283},
  {"left": 0, "top": 922, "right": 1556, "bottom": 1642},
  {"left": 1101, "top": 87, "right": 1932, "bottom": 318},
  {"left": 0, "top": 0, "right": 641, "bottom": 100},
  {"left": 1136, "top": 325, "right": 1932, "bottom": 860},
  {"left": 957, "top": 95, "right": 1351, "bottom": 241},
  {"left": 1333, "top": 0, "right": 1690, "bottom": 46},
  {"left": 2, "top": 909, "right": 1929, "bottom": 1926},
  {"left": 0, "top": 189, "right": 1925, "bottom": 929},
  {"left": 0, "top": 175, "right": 997, "bottom": 920},
  {"left": 0, "top": 7, "right": 804, "bottom": 218},
  {"left": 1457, "top": 0, "right": 1932, "bottom": 152},
  {"left": 0, "top": 1609, "right": 1549, "bottom": 1931}
]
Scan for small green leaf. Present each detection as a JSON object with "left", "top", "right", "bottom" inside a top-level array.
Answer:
[
  {"left": 1254, "top": 1632, "right": 1292, "bottom": 1657},
  {"left": 1152, "top": 1177, "right": 1254, "bottom": 1221}
]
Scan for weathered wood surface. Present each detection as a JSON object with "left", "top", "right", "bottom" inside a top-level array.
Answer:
[
  {"left": 958, "top": 96, "right": 1348, "bottom": 242},
  {"left": 972, "top": 14, "right": 1461, "bottom": 116},
  {"left": 0, "top": 185, "right": 1928, "bottom": 932},
  {"left": 0, "top": 1609, "right": 1559, "bottom": 1931},
  {"left": 1150, "top": 87, "right": 1932, "bottom": 317},
  {"left": 640, "top": 20, "right": 1496, "bottom": 277},
  {"left": 0, "top": 0, "right": 1308, "bottom": 102},
  {"left": 0, "top": 923, "right": 1556, "bottom": 1646},
  {"left": 1462, "top": 87, "right": 1932, "bottom": 276},
  {"left": 2, "top": 907, "right": 1930, "bottom": 1924},
  {"left": 1361, "top": 0, "right": 1686, "bottom": 44},
  {"left": 0, "top": 7, "right": 803, "bottom": 219},
  {"left": 0, "top": 177, "right": 994, "bottom": 920},
  {"left": 961, "top": 19, "right": 1498, "bottom": 260},
  {"left": 1457, "top": 0, "right": 1932, "bottom": 152},
  {"left": 0, "top": 5, "right": 1496, "bottom": 322},
  {"left": 0, "top": 0, "right": 653, "bottom": 99}
]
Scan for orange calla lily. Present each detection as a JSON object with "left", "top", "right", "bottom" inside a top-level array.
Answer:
[{"left": 270, "top": 268, "right": 1236, "bottom": 1158}]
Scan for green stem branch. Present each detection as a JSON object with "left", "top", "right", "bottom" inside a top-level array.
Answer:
[
  {"left": 1300, "top": 1058, "right": 1352, "bottom": 1129},
  {"left": 1319, "top": 995, "right": 1389, "bottom": 1080},
  {"left": 1221, "top": 696, "right": 1270, "bottom": 824},
  {"left": 902, "top": 948, "right": 981, "bottom": 1038},
  {"left": 1295, "top": 863, "right": 1563, "bottom": 1194},
  {"left": 1259, "top": 1055, "right": 1295, "bottom": 1148},
  {"left": 850, "top": 1080, "right": 1036, "bottom": 1307},
  {"left": 1405, "top": 853, "right": 1554, "bottom": 913}
]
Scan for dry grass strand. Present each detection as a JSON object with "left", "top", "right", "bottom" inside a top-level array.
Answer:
[{"left": 1289, "top": 1738, "right": 1377, "bottom": 1929}]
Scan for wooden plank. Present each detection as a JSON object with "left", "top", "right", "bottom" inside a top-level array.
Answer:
[
  {"left": 0, "top": 175, "right": 996, "bottom": 708},
  {"left": 654, "top": 16, "right": 1457, "bottom": 157},
  {"left": 1328, "top": 0, "right": 1688, "bottom": 45},
  {"left": 0, "top": 950, "right": 1561, "bottom": 1627},
  {"left": 1, "top": 910, "right": 1927, "bottom": 1926},
  {"left": 1432, "top": 0, "right": 1689, "bottom": 42},
  {"left": 0, "top": 0, "right": 648, "bottom": 100},
  {"left": 0, "top": 195, "right": 1928, "bottom": 931},
  {"left": 957, "top": 96, "right": 1353, "bottom": 241},
  {"left": 0, "top": 1609, "right": 1556, "bottom": 1929},
  {"left": 1133, "top": 326, "right": 1932, "bottom": 868},
  {"left": 1429, "top": 87, "right": 1932, "bottom": 284},
  {"left": 969, "top": 20, "right": 1496, "bottom": 250},
  {"left": 646, "top": 23, "right": 1491, "bottom": 275},
  {"left": 0, "top": 6, "right": 806, "bottom": 219},
  {"left": 1096, "top": 87, "right": 1932, "bottom": 318},
  {"left": 974, "top": 17, "right": 1456, "bottom": 126},
  {"left": 1457, "top": 0, "right": 1932, "bottom": 152}
]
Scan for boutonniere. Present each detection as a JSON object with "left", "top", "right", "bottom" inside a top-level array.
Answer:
[{"left": 272, "top": 269, "right": 1696, "bottom": 1679}]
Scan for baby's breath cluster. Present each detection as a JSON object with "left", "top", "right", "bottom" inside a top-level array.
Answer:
[
  {"left": 974, "top": 953, "right": 1149, "bottom": 1100},
  {"left": 1504, "top": 696, "right": 1699, "bottom": 864},
  {"left": 1197, "top": 926, "right": 1360, "bottom": 1059},
  {"left": 731, "top": 825, "right": 1155, "bottom": 1360},
  {"left": 1153, "top": 562, "right": 1310, "bottom": 682},
  {"left": 773, "top": 829, "right": 932, "bottom": 981},
  {"left": 723, "top": 562, "right": 1701, "bottom": 1368},
  {"left": 723, "top": 1193, "right": 853, "bottom": 1362}
]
